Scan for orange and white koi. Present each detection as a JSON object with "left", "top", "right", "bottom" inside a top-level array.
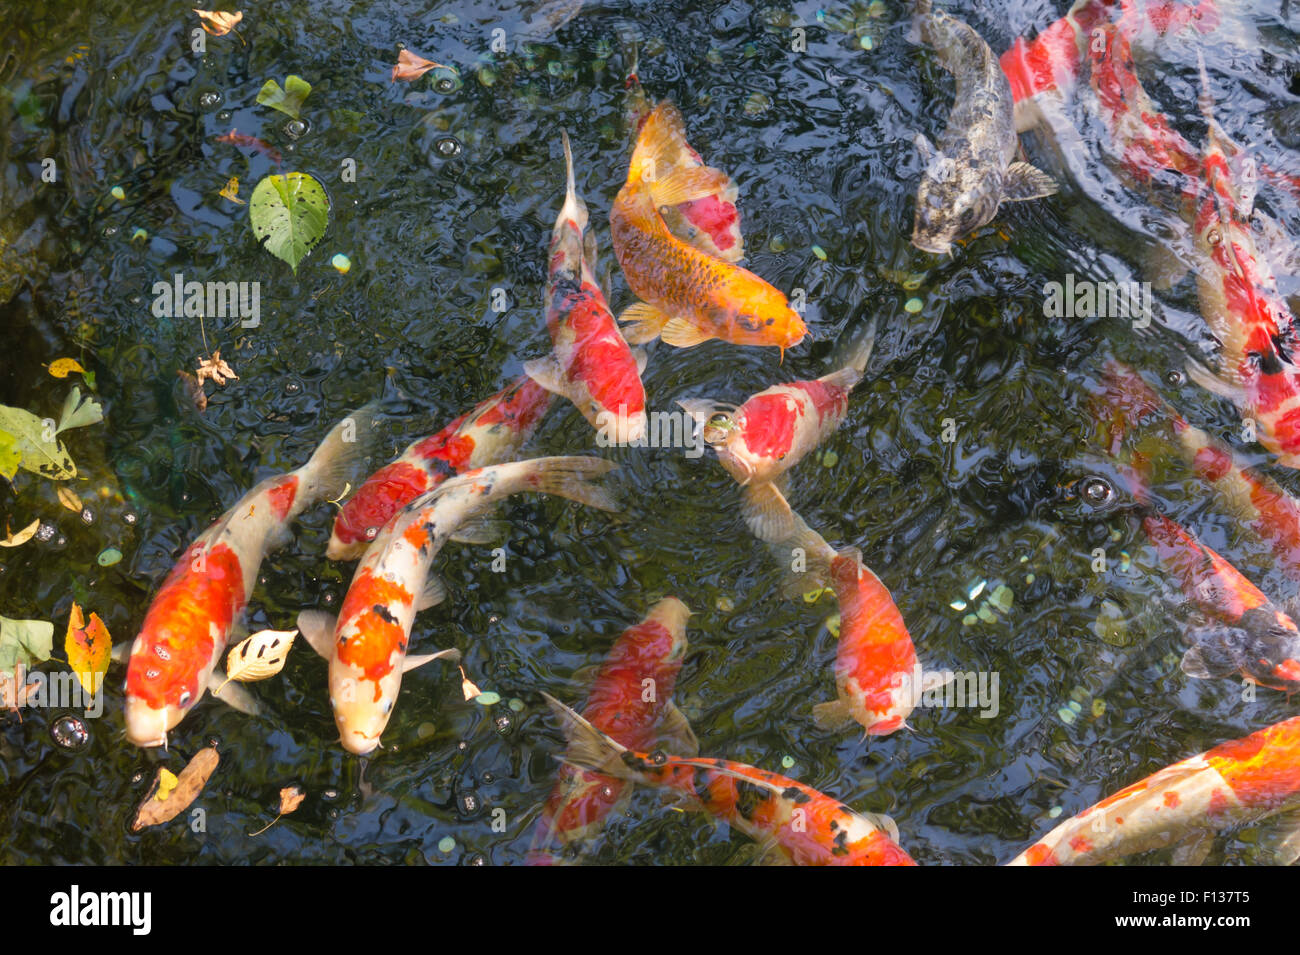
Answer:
[
  {"left": 1009, "top": 713, "right": 1300, "bottom": 865},
  {"left": 527, "top": 597, "right": 695, "bottom": 864},
  {"left": 544, "top": 693, "right": 915, "bottom": 865},
  {"left": 678, "top": 325, "right": 872, "bottom": 544},
  {"left": 299, "top": 457, "right": 619, "bottom": 755},
  {"left": 523, "top": 131, "right": 647, "bottom": 446},
  {"left": 622, "top": 43, "right": 744, "bottom": 264},
  {"left": 124, "top": 406, "right": 377, "bottom": 748},
  {"left": 610, "top": 102, "right": 807, "bottom": 355},
  {"left": 326, "top": 377, "right": 552, "bottom": 561}
]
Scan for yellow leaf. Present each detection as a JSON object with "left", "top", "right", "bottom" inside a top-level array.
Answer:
[
  {"left": 48, "top": 358, "right": 86, "bottom": 379},
  {"left": 132, "top": 746, "right": 219, "bottom": 830},
  {"left": 64, "top": 602, "right": 111, "bottom": 697},
  {"left": 219, "top": 176, "right": 246, "bottom": 205},
  {"left": 56, "top": 486, "right": 82, "bottom": 512},
  {"left": 223, "top": 628, "right": 297, "bottom": 685},
  {"left": 155, "top": 768, "right": 179, "bottom": 801},
  {"left": 0, "top": 519, "right": 40, "bottom": 548},
  {"left": 193, "top": 9, "right": 242, "bottom": 35}
]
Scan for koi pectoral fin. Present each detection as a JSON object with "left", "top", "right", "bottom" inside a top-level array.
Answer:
[
  {"left": 297, "top": 610, "right": 338, "bottom": 660},
  {"left": 655, "top": 702, "right": 699, "bottom": 758},
  {"left": 402, "top": 646, "right": 460, "bottom": 673},
  {"left": 1180, "top": 644, "right": 1242, "bottom": 680},
  {"left": 659, "top": 317, "right": 711, "bottom": 348},
  {"left": 1260, "top": 809, "right": 1300, "bottom": 866},
  {"left": 416, "top": 573, "right": 450, "bottom": 612},
  {"left": 208, "top": 671, "right": 261, "bottom": 717},
  {"left": 740, "top": 481, "right": 798, "bottom": 545},
  {"left": 811, "top": 699, "right": 856, "bottom": 732},
  {"left": 618, "top": 302, "right": 671, "bottom": 345},
  {"left": 523, "top": 355, "right": 573, "bottom": 401},
  {"left": 1170, "top": 830, "right": 1214, "bottom": 866},
  {"left": 1002, "top": 162, "right": 1058, "bottom": 202},
  {"left": 649, "top": 165, "right": 733, "bottom": 209}
]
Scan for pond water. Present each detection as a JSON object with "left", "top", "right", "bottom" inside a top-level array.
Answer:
[{"left": 2, "top": 0, "right": 1299, "bottom": 864}]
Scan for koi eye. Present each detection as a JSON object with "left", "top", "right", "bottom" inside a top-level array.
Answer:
[
  {"left": 179, "top": 691, "right": 192, "bottom": 707},
  {"left": 707, "top": 413, "right": 731, "bottom": 430},
  {"left": 1207, "top": 227, "right": 1222, "bottom": 245},
  {"left": 364, "top": 527, "right": 379, "bottom": 540},
  {"left": 650, "top": 750, "right": 668, "bottom": 766}
]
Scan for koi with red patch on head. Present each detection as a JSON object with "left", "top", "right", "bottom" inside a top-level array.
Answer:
[
  {"left": 125, "top": 405, "right": 379, "bottom": 748},
  {"left": 327, "top": 377, "right": 552, "bottom": 561},
  {"left": 523, "top": 131, "right": 647, "bottom": 447},
  {"left": 527, "top": 597, "right": 693, "bottom": 863},
  {"left": 300, "top": 457, "right": 620, "bottom": 756},
  {"left": 1009, "top": 714, "right": 1300, "bottom": 865},
  {"left": 544, "top": 693, "right": 915, "bottom": 865}
]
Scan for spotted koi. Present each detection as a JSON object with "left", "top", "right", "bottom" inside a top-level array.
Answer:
[
  {"left": 544, "top": 693, "right": 915, "bottom": 865},
  {"left": 124, "top": 405, "right": 378, "bottom": 748},
  {"left": 326, "top": 377, "right": 552, "bottom": 561},
  {"left": 1009, "top": 713, "right": 1300, "bottom": 865},
  {"left": 300, "top": 456, "right": 619, "bottom": 755},
  {"left": 527, "top": 597, "right": 695, "bottom": 864},
  {"left": 523, "top": 131, "right": 648, "bottom": 446}
]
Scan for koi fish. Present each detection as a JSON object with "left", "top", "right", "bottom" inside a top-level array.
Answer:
[
  {"left": 622, "top": 41, "right": 745, "bottom": 264},
  {"left": 543, "top": 693, "right": 915, "bottom": 865},
  {"left": 1185, "top": 59, "right": 1300, "bottom": 469},
  {"left": 527, "top": 597, "right": 696, "bottom": 864},
  {"left": 299, "top": 456, "right": 619, "bottom": 755},
  {"left": 910, "top": 0, "right": 1057, "bottom": 255},
  {"left": 1100, "top": 361, "right": 1300, "bottom": 584},
  {"left": 214, "top": 129, "right": 283, "bottom": 165},
  {"left": 326, "top": 377, "right": 552, "bottom": 561},
  {"left": 677, "top": 324, "right": 873, "bottom": 545},
  {"left": 1009, "top": 713, "right": 1300, "bottom": 865},
  {"left": 609, "top": 101, "right": 807, "bottom": 355},
  {"left": 523, "top": 131, "right": 648, "bottom": 446},
  {"left": 124, "top": 405, "right": 377, "bottom": 748}
]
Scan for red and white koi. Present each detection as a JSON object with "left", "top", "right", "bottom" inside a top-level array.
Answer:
[
  {"left": 326, "top": 377, "right": 552, "bottom": 561},
  {"left": 527, "top": 597, "right": 695, "bottom": 864},
  {"left": 523, "top": 131, "right": 648, "bottom": 446},
  {"left": 125, "top": 406, "right": 377, "bottom": 748},
  {"left": 678, "top": 325, "right": 872, "bottom": 544},
  {"left": 299, "top": 457, "right": 619, "bottom": 755},
  {"left": 1009, "top": 713, "right": 1300, "bottom": 865},
  {"left": 544, "top": 693, "right": 915, "bottom": 865}
]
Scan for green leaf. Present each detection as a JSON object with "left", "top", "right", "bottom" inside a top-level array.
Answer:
[
  {"left": 256, "top": 75, "right": 312, "bottom": 120},
  {"left": 0, "top": 615, "right": 54, "bottom": 671},
  {"left": 250, "top": 172, "right": 330, "bottom": 273},
  {"left": 0, "top": 431, "right": 21, "bottom": 480},
  {"left": 56, "top": 385, "right": 103, "bottom": 433},
  {"left": 0, "top": 405, "right": 76, "bottom": 479}
]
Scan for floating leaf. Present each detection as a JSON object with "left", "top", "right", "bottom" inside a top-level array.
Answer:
[
  {"left": 256, "top": 75, "right": 311, "bottom": 120},
  {"left": 249, "top": 784, "right": 305, "bottom": 836},
  {"left": 131, "top": 745, "right": 219, "bottom": 831},
  {"left": 56, "top": 486, "right": 81, "bottom": 512},
  {"left": 249, "top": 172, "right": 330, "bottom": 273},
  {"left": 195, "top": 350, "right": 238, "bottom": 387},
  {"left": 0, "top": 432, "right": 21, "bottom": 481},
  {"left": 0, "top": 615, "right": 54, "bottom": 671},
  {"left": 0, "top": 405, "right": 76, "bottom": 479},
  {"left": 156, "top": 769, "right": 179, "bottom": 801},
  {"left": 0, "top": 519, "right": 39, "bottom": 548},
  {"left": 193, "top": 9, "right": 242, "bottom": 36},
  {"left": 392, "top": 50, "right": 452, "bottom": 83},
  {"left": 458, "top": 665, "right": 482, "bottom": 701},
  {"left": 56, "top": 386, "right": 103, "bottom": 434},
  {"left": 96, "top": 547, "right": 122, "bottom": 567},
  {"left": 64, "top": 603, "right": 111, "bottom": 697},
  {"left": 218, "top": 176, "right": 246, "bottom": 205},
  {"left": 222, "top": 628, "right": 297, "bottom": 687},
  {"left": 48, "top": 358, "right": 85, "bottom": 379}
]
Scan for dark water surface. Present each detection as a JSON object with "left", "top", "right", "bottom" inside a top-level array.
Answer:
[{"left": 3, "top": 0, "right": 1299, "bottom": 864}]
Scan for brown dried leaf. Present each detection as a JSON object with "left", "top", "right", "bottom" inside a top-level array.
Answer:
[
  {"left": 458, "top": 665, "right": 481, "bottom": 701},
  {"left": 391, "top": 49, "right": 451, "bottom": 83},
  {"left": 195, "top": 350, "right": 238, "bottom": 387},
  {"left": 193, "top": 9, "right": 242, "bottom": 36},
  {"left": 131, "top": 745, "right": 220, "bottom": 831},
  {"left": 279, "top": 785, "right": 305, "bottom": 815}
]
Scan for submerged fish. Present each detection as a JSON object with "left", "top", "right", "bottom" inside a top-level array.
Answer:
[
  {"left": 326, "top": 377, "right": 552, "bottom": 561},
  {"left": 910, "top": 0, "right": 1057, "bottom": 254},
  {"left": 610, "top": 101, "right": 807, "bottom": 355},
  {"left": 528, "top": 597, "right": 695, "bottom": 863},
  {"left": 544, "top": 693, "right": 915, "bottom": 865},
  {"left": 300, "top": 457, "right": 619, "bottom": 755},
  {"left": 1009, "top": 713, "right": 1300, "bottom": 865},
  {"left": 125, "top": 406, "right": 377, "bottom": 748},
  {"left": 622, "top": 42, "right": 745, "bottom": 264},
  {"left": 524, "top": 130, "right": 648, "bottom": 446},
  {"left": 678, "top": 324, "right": 872, "bottom": 545}
]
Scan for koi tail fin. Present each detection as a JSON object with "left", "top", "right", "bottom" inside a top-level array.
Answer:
[
  {"left": 294, "top": 402, "right": 382, "bottom": 517},
  {"left": 542, "top": 692, "right": 641, "bottom": 780},
  {"left": 832, "top": 315, "right": 878, "bottom": 379},
  {"left": 558, "top": 129, "right": 589, "bottom": 233}
]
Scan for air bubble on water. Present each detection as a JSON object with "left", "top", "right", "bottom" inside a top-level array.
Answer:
[
  {"left": 457, "top": 740, "right": 469, "bottom": 752},
  {"left": 322, "top": 591, "right": 337, "bottom": 605},
  {"left": 123, "top": 510, "right": 138, "bottom": 525},
  {"left": 434, "top": 75, "right": 458, "bottom": 94},
  {"left": 284, "top": 119, "right": 307, "bottom": 139},
  {"left": 284, "top": 381, "right": 302, "bottom": 396},
  {"left": 198, "top": 91, "right": 222, "bottom": 109},
  {"left": 493, "top": 713, "right": 512, "bottom": 735},
  {"left": 1081, "top": 476, "right": 1114, "bottom": 507},
  {"left": 481, "top": 771, "right": 494, "bottom": 784},
  {"left": 466, "top": 853, "right": 487, "bottom": 866},
  {"left": 51, "top": 715, "right": 89, "bottom": 750},
  {"left": 103, "top": 226, "right": 118, "bottom": 237},
  {"left": 35, "top": 522, "right": 55, "bottom": 542},
  {"left": 1164, "top": 369, "right": 1185, "bottom": 386},
  {"left": 217, "top": 110, "right": 231, "bottom": 122},
  {"left": 458, "top": 792, "right": 479, "bottom": 815},
  {"left": 434, "top": 137, "right": 462, "bottom": 158}
]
